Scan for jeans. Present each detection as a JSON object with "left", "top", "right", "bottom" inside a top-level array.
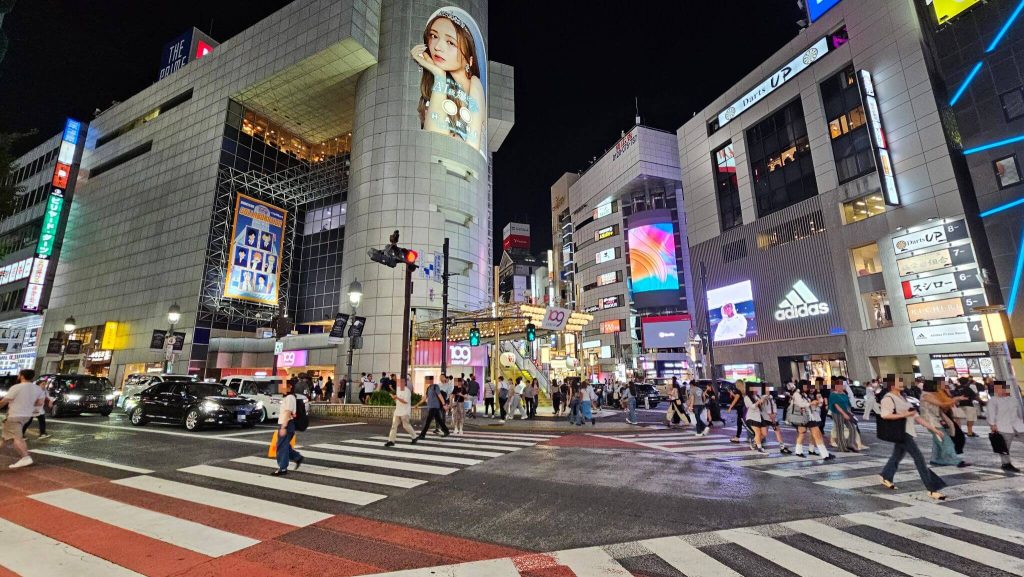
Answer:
[
  {"left": 692, "top": 405, "right": 705, "bottom": 434},
  {"left": 628, "top": 398, "right": 637, "bottom": 422},
  {"left": 881, "top": 433, "right": 946, "bottom": 492},
  {"left": 579, "top": 400, "right": 593, "bottom": 424},
  {"left": 498, "top": 395, "right": 508, "bottom": 420},
  {"left": 22, "top": 415, "right": 46, "bottom": 436},
  {"left": 276, "top": 421, "right": 302, "bottom": 472},
  {"left": 552, "top": 394, "right": 562, "bottom": 414},
  {"left": 419, "top": 407, "right": 449, "bottom": 437},
  {"left": 484, "top": 397, "right": 494, "bottom": 416}
]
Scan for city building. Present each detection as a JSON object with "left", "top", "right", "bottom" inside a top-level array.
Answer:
[
  {"left": 497, "top": 221, "right": 548, "bottom": 304},
  {"left": 2, "top": 0, "right": 513, "bottom": 385},
  {"left": 551, "top": 125, "right": 694, "bottom": 383},
  {"left": 679, "top": 0, "right": 1021, "bottom": 385}
]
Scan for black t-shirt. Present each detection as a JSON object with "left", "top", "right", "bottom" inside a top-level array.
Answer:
[
  {"left": 452, "top": 385, "right": 465, "bottom": 404},
  {"left": 955, "top": 384, "right": 976, "bottom": 407},
  {"left": 467, "top": 379, "right": 479, "bottom": 396}
]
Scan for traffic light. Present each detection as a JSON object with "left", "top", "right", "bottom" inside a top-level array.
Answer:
[
  {"left": 525, "top": 323, "right": 536, "bottom": 342},
  {"left": 469, "top": 325, "right": 480, "bottom": 346},
  {"left": 367, "top": 230, "right": 418, "bottom": 268}
]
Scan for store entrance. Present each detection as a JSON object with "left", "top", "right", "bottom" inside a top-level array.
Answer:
[{"left": 779, "top": 353, "right": 848, "bottom": 383}]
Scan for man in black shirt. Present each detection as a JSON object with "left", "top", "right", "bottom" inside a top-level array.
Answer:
[
  {"left": 953, "top": 377, "right": 979, "bottom": 437},
  {"left": 466, "top": 375, "right": 480, "bottom": 419}
]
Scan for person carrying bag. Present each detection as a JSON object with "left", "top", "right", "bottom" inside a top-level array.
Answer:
[{"left": 877, "top": 378, "right": 947, "bottom": 500}]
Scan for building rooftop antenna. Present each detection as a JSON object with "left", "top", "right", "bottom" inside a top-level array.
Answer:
[{"left": 635, "top": 96, "right": 641, "bottom": 126}]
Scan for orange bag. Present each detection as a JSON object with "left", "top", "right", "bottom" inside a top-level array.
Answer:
[{"left": 267, "top": 431, "right": 297, "bottom": 458}]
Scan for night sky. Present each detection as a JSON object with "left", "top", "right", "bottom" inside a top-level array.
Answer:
[{"left": 0, "top": 1, "right": 802, "bottom": 260}]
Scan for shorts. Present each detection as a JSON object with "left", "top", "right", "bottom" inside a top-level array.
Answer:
[
  {"left": 954, "top": 406, "right": 977, "bottom": 421},
  {"left": 745, "top": 418, "right": 766, "bottom": 429},
  {"left": 1, "top": 417, "right": 28, "bottom": 442}
]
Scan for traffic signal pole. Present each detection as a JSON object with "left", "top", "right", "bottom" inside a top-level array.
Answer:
[
  {"left": 441, "top": 237, "right": 450, "bottom": 377},
  {"left": 400, "top": 262, "right": 414, "bottom": 381}
]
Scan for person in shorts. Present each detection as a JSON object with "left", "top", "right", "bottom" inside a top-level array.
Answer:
[
  {"left": 952, "top": 377, "right": 979, "bottom": 437},
  {"left": 0, "top": 370, "right": 44, "bottom": 469}
]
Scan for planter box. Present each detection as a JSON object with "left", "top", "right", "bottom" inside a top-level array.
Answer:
[{"left": 308, "top": 403, "right": 423, "bottom": 423}]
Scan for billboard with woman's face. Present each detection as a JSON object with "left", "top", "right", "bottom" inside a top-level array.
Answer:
[
  {"left": 410, "top": 6, "right": 487, "bottom": 159},
  {"left": 225, "top": 194, "right": 287, "bottom": 306}
]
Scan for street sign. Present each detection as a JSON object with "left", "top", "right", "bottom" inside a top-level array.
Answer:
[
  {"left": 274, "top": 341, "right": 284, "bottom": 356},
  {"left": 64, "top": 340, "right": 82, "bottom": 355},
  {"left": 328, "top": 313, "right": 350, "bottom": 344},
  {"left": 149, "top": 330, "right": 166, "bottom": 352}
]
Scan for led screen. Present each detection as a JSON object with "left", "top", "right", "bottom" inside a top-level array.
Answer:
[
  {"left": 225, "top": 194, "right": 287, "bottom": 305},
  {"left": 708, "top": 280, "right": 758, "bottom": 342},
  {"left": 641, "top": 315, "right": 690, "bottom": 349},
  {"left": 627, "top": 223, "right": 680, "bottom": 293}
]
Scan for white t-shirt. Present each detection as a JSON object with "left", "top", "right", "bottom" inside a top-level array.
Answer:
[
  {"left": 514, "top": 382, "right": 526, "bottom": 396},
  {"left": 6, "top": 382, "right": 45, "bottom": 419},
  {"left": 364, "top": 381, "right": 376, "bottom": 394},
  {"left": 278, "top": 394, "right": 297, "bottom": 425},
  {"left": 394, "top": 388, "right": 412, "bottom": 417}
]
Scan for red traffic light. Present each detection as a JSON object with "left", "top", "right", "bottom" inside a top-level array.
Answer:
[{"left": 404, "top": 249, "right": 418, "bottom": 264}]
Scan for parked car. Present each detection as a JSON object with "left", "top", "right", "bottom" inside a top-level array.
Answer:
[
  {"left": 849, "top": 384, "right": 867, "bottom": 412},
  {"left": 127, "top": 381, "right": 261, "bottom": 431},
  {"left": 38, "top": 374, "right": 115, "bottom": 417},
  {"left": 635, "top": 383, "right": 662, "bottom": 410},
  {"left": 221, "top": 375, "right": 307, "bottom": 423},
  {"left": 118, "top": 373, "right": 197, "bottom": 408}
]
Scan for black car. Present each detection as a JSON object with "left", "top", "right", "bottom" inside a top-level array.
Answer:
[
  {"left": 128, "top": 381, "right": 261, "bottom": 431},
  {"left": 691, "top": 379, "right": 736, "bottom": 408},
  {"left": 635, "top": 383, "right": 662, "bottom": 409},
  {"left": 38, "top": 374, "right": 115, "bottom": 417}
]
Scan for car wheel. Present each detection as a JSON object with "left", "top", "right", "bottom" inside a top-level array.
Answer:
[
  {"left": 261, "top": 408, "right": 270, "bottom": 424},
  {"left": 99, "top": 409, "right": 112, "bottom": 417},
  {"left": 184, "top": 409, "right": 201, "bottom": 431},
  {"left": 130, "top": 407, "right": 147, "bottom": 426}
]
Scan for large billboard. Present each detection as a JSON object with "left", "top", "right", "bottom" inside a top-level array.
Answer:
[
  {"left": 708, "top": 280, "right": 758, "bottom": 342},
  {"left": 641, "top": 315, "right": 690, "bottom": 349},
  {"left": 224, "top": 194, "right": 287, "bottom": 305},
  {"left": 411, "top": 7, "right": 487, "bottom": 159},
  {"left": 627, "top": 223, "right": 680, "bottom": 293}
]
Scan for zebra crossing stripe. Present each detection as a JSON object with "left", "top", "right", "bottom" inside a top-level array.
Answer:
[
  {"left": 0, "top": 517, "right": 144, "bottom": 577},
  {"left": 297, "top": 449, "right": 460, "bottom": 475},
  {"left": 724, "top": 452, "right": 857, "bottom": 467},
  {"left": 29, "top": 450, "right": 154, "bottom": 474},
  {"left": 232, "top": 456, "right": 426, "bottom": 488},
  {"left": 179, "top": 464, "right": 386, "bottom": 506},
  {"left": 816, "top": 465, "right": 976, "bottom": 489},
  {"left": 550, "top": 547, "right": 633, "bottom": 577},
  {"left": 641, "top": 535, "right": 742, "bottom": 577},
  {"left": 342, "top": 439, "right": 505, "bottom": 458},
  {"left": 760, "top": 458, "right": 890, "bottom": 478},
  {"left": 460, "top": 432, "right": 553, "bottom": 441},
  {"left": 722, "top": 527, "right": 860, "bottom": 577},
  {"left": 923, "top": 512, "right": 1024, "bottom": 548},
  {"left": 313, "top": 443, "right": 482, "bottom": 466},
  {"left": 368, "top": 436, "right": 520, "bottom": 451}
]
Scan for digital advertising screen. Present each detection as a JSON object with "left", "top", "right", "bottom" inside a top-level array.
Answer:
[
  {"left": 411, "top": 6, "right": 488, "bottom": 159},
  {"left": 708, "top": 280, "right": 758, "bottom": 342},
  {"left": 224, "top": 194, "right": 287, "bottom": 305},
  {"left": 641, "top": 315, "right": 690, "bottom": 349},
  {"left": 627, "top": 223, "right": 680, "bottom": 293}
]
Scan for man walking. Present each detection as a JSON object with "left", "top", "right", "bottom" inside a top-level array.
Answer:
[
  {"left": 688, "top": 380, "right": 707, "bottom": 436},
  {"left": 417, "top": 376, "right": 449, "bottom": 438},
  {"left": 988, "top": 380, "right": 1024, "bottom": 472},
  {"left": 522, "top": 379, "right": 536, "bottom": 419},
  {"left": 385, "top": 377, "right": 418, "bottom": 446},
  {"left": 509, "top": 377, "right": 525, "bottom": 419},
  {"left": 483, "top": 377, "right": 495, "bottom": 418},
  {"left": 466, "top": 374, "right": 479, "bottom": 419},
  {"left": 272, "top": 379, "right": 304, "bottom": 475},
  {"left": 0, "top": 370, "right": 45, "bottom": 469},
  {"left": 497, "top": 376, "right": 509, "bottom": 421},
  {"left": 22, "top": 377, "right": 52, "bottom": 440}
]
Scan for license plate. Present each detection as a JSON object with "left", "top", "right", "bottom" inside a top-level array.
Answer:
[
  {"left": 237, "top": 413, "right": 246, "bottom": 422},
  {"left": 86, "top": 403, "right": 97, "bottom": 408}
]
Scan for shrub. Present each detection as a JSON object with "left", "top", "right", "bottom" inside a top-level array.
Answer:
[{"left": 366, "top": 389, "right": 422, "bottom": 406}]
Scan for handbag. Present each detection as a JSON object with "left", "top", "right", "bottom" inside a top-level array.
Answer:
[
  {"left": 990, "top": 432, "right": 1010, "bottom": 455},
  {"left": 876, "top": 415, "right": 906, "bottom": 443},
  {"left": 267, "top": 430, "right": 297, "bottom": 458}
]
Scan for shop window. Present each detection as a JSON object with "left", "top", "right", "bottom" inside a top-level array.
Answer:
[
  {"left": 841, "top": 193, "right": 886, "bottom": 224},
  {"left": 747, "top": 99, "right": 818, "bottom": 217},
  {"left": 713, "top": 142, "right": 743, "bottom": 230},
  {"left": 851, "top": 243, "right": 883, "bottom": 277},
  {"left": 861, "top": 290, "right": 893, "bottom": 329},
  {"left": 994, "top": 154, "right": 1022, "bottom": 188},
  {"left": 821, "top": 65, "right": 874, "bottom": 183},
  {"left": 1000, "top": 86, "right": 1024, "bottom": 122}
]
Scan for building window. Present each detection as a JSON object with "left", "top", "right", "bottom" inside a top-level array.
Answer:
[
  {"left": 994, "top": 155, "right": 1022, "bottom": 188},
  {"left": 713, "top": 143, "right": 743, "bottom": 230},
  {"left": 821, "top": 66, "right": 874, "bottom": 183},
  {"left": 755, "top": 211, "right": 824, "bottom": 251},
  {"left": 1000, "top": 87, "right": 1024, "bottom": 122},
  {"left": 747, "top": 99, "right": 818, "bottom": 217},
  {"left": 861, "top": 290, "right": 893, "bottom": 329},
  {"left": 851, "top": 243, "right": 883, "bottom": 277},
  {"left": 841, "top": 193, "right": 886, "bottom": 224}
]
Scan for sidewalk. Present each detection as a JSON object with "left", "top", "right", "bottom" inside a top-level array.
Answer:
[{"left": 464, "top": 410, "right": 679, "bottom": 434}]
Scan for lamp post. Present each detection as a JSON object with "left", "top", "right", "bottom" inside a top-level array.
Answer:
[
  {"left": 58, "top": 316, "right": 76, "bottom": 374},
  {"left": 976, "top": 305, "right": 1023, "bottom": 411},
  {"left": 165, "top": 303, "right": 180, "bottom": 373},
  {"left": 345, "top": 279, "right": 362, "bottom": 403}
]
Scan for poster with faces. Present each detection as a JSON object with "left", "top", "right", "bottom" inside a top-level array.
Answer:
[{"left": 224, "top": 194, "right": 287, "bottom": 305}]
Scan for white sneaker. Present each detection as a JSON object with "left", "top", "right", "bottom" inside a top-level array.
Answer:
[
  {"left": 38, "top": 434, "right": 51, "bottom": 440},
  {"left": 9, "top": 456, "right": 33, "bottom": 469}
]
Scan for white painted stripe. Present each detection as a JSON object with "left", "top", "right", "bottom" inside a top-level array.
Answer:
[
  {"left": 0, "top": 517, "right": 145, "bottom": 577},
  {"left": 876, "top": 476, "right": 1024, "bottom": 504},
  {"left": 924, "top": 512, "right": 1024, "bottom": 548},
  {"left": 46, "top": 420, "right": 272, "bottom": 445},
  {"left": 298, "top": 449, "right": 459, "bottom": 475},
  {"left": 722, "top": 527, "right": 858, "bottom": 577},
  {"left": 112, "top": 475, "right": 331, "bottom": 527},
  {"left": 761, "top": 458, "right": 890, "bottom": 477},
  {"left": 180, "top": 465, "right": 386, "bottom": 506},
  {"left": 785, "top": 519, "right": 969, "bottom": 577},
  {"left": 847, "top": 512, "right": 1024, "bottom": 575},
  {"left": 369, "top": 436, "right": 520, "bottom": 451},
  {"left": 461, "top": 432, "right": 554, "bottom": 440},
  {"left": 30, "top": 488, "right": 258, "bottom": 557},
  {"left": 649, "top": 438, "right": 740, "bottom": 447},
  {"left": 343, "top": 439, "right": 504, "bottom": 458},
  {"left": 725, "top": 453, "right": 856, "bottom": 467},
  {"left": 362, "top": 557, "right": 522, "bottom": 576},
  {"left": 29, "top": 449, "right": 154, "bottom": 474},
  {"left": 551, "top": 547, "right": 633, "bottom": 577},
  {"left": 217, "top": 422, "right": 366, "bottom": 435},
  {"left": 313, "top": 443, "right": 482, "bottom": 466},
  {"left": 442, "top": 437, "right": 535, "bottom": 447},
  {"left": 662, "top": 443, "right": 754, "bottom": 453},
  {"left": 817, "top": 465, "right": 973, "bottom": 489},
  {"left": 642, "top": 536, "right": 742, "bottom": 577},
  {"left": 233, "top": 456, "right": 425, "bottom": 488}
]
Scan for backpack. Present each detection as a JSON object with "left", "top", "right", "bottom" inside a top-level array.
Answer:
[{"left": 291, "top": 394, "right": 309, "bottom": 431}]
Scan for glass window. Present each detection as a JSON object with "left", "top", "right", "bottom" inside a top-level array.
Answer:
[
  {"left": 994, "top": 155, "right": 1022, "bottom": 188},
  {"left": 713, "top": 143, "right": 743, "bottom": 230},
  {"left": 851, "top": 243, "right": 883, "bottom": 276},
  {"left": 821, "top": 65, "right": 874, "bottom": 183},
  {"left": 746, "top": 99, "right": 818, "bottom": 217},
  {"left": 861, "top": 291, "right": 893, "bottom": 329},
  {"left": 841, "top": 193, "right": 886, "bottom": 224},
  {"left": 1000, "top": 87, "right": 1024, "bottom": 122}
]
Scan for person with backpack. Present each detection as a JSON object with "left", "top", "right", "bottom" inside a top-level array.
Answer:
[
  {"left": 272, "top": 380, "right": 305, "bottom": 476},
  {"left": 416, "top": 375, "right": 450, "bottom": 439}
]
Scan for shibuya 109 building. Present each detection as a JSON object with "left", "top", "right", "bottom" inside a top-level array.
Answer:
[{"left": 0, "top": 0, "right": 513, "bottom": 385}]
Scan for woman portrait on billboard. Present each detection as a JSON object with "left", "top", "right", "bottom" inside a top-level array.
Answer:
[{"left": 411, "top": 6, "right": 487, "bottom": 155}]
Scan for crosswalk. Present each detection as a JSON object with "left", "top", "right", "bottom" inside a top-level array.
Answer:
[
  {"left": 0, "top": 430, "right": 558, "bottom": 577},
  {"left": 360, "top": 505, "right": 1024, "bottom": 576}
]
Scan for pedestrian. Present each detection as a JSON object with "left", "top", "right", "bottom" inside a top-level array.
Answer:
[
  {"left": 509, "top": 377, "right": 524, "bottom": 419},
  {"left": 920, "top": 379, "right": 967, "bottom": 467},
  {"left": 665, "top": 382, "right": 684, "bottom": 428},
  {"left": 324, "top": 376, "right": 334, "bottom": 401},
  {"left": 450, "top": 378, "right": 466, "bottom": 435},
  {"left": 761, "top": 388, "right": 791, "bottom": 454},
  {"left": 312, "top": 380, "right": 322, "bottom": 402},
  {"left": 727, "top": 381, "right": 745, "bottom": 443},
  {"left": 744, "top": 385, "right": 769, "bottom": 453},
  {"left": 436, "top": 374, "right": 452, "bottom": 434},
  {"left": 594, "top": 382, "right": 604, "bottom": 413},
  {"left": 21, "top": 377, "right": 51, "bottom": 440},
  {"left": 937, "top": 379, "right": 968, "bottom": 454},
  {"left": 497, "top": 376, "right": 509, "bottom": 421},
  {"left": 559, "top": 380, "right": 570, "bottom": 416},
  {"left": 568, "top": 382, "right": 580, "bottom": 423},
  {"left": 878, "top": 377, "right": 947, "bottom": 500},
  {"left": 814, "top": 376, "right": 828, "bottom": 438},
  {"left": 484, "top": 377, "right": 496, "bottom": 417},
  {"left": 988, "top": 380, "right": 1023, "bottom": 472},
  {"left": 272, "top": 379, "right": 304, "bottom": 476},
  {"left": 829, "top": 379, "right": 859, "bottom": 452},
  {"left": 384, "top": 377, "right": 418, "bottom": 446},
  {"left": 466, "top": 374, "right": 479, "bottom": 419},
  {"left": 688, "top": 380, "right": 706, "bottom": 436},
  {"left": 624, "top": 380, "right": 638, "bottom": 424},
  {"left": 416, "top": 376, "right": 450, "bottom": 438},
  {"left": 952, "top": 377, "right": 980, "bottom": 437},
  {"left": 522, "top": 378, "right": 536, "bottom": 419},
  {"left": 379, "top": 372, "right": 391, "bottom": 394},
  {"left": 0, "top": 369, "right": 45, "bottom": 469},
  {"left": 581, "top": 381, "right": 596, "bottom": 425},
  {"left": 862, "top": 379, "right": 880, "bottom": 419},
  {"left": 791, "top": 380, "right": 831, "bottom": 460},
  {"left": 551, "top": 378, "right": 562, "bottom": 416},
  {"left": 706, "top": 383, "right": 724, "bottom": 426}
]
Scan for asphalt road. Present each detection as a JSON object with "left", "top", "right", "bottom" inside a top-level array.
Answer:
[{"left": 1, "top": 409, "right": 1022, "bottom": 577}]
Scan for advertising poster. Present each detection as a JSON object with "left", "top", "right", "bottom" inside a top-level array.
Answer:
[
  {"left": 411, "top": 6, "right": 487, "bottom": 158},
  {"left": 627, "top": 223, "right": 680, "bottom": 293},
  {"left": 708, "top": 280, "right": 758, "bottom": 342},
  {"left": 224, "top": 194, "right": 287, "bottom": 305},
  {"left": 641, "top": 315, "right": 690, "bottom": 349}
]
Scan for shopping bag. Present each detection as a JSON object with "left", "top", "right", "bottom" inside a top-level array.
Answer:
[
  {"left": 990, "top": 432, "right": 1010, "bottom": 455},
  {"left": 267, "top": 431, "right": 297, "bottom": 458}
]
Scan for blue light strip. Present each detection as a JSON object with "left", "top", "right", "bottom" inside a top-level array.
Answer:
[
  {"left": 963, "top": 133, "right": 1024, "bottom": 155},
  {"left": 950, "top": 61, "right": 984, "bottom": 106},
  {"left": 987, "top": 0, "right": 1024, "bottom": 53},
  {"left": 981, "top": 196, "right": 1024, "bottom": 217},
  {"left": 1008, "top": 229, "right": 1024, "bottom": 316}
]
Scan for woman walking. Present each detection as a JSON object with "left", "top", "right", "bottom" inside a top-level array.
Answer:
[
  {"left": 791, "top": 380, "right": 831, "bottom": 460},
  {"left": 920, "top": 379, "right": 968, "bottom": 467},
  {"left": 551, "top": 379, "right": 562, "bottom": 416},
  {"left": 829, "top": 380, "right": 859, "bottom": 452},
  {"left": 665, "top": 381, "right": 687, "bottom": 428},
  {"left": 761, "top": 389, "right": 791, "bottom": 454},
  {"left": 727, "top": 381, "right": 746, "bottom": 443},
  {"left": 744, "top": 386, "right": 769, "bottom": 453},
  {"left": 878, "top": 378, "right": 947, "bottom": 500},
  {"left": 989, "top": 380, "right": 1024, "bottom": 472}
]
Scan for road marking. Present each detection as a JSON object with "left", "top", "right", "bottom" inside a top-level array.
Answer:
[
  {"left": 112, "top": 475, "right": 330, "bottom": 526},
  {"left": 297, "top": 449, "right": 459, "bottom": 475},
  {"left": 551, "top": 547, "right": 633, "bottom": 577},
  {"left": 785, "top": 518, "right": 969, "bottom": 577},
  {"left": 219, "top": 422, "right": 368, "bottom": 436},
  {"left": 761, "top": 458, "right": 890, "bottom": 477},
  {"left": 363, "top": 557, "right": 522, "bottom": 576},
  {"left": 233, "top": 456, "right": 426, "bottom": 488},
  {"left": 876, "top": 476, "right": 1024, "bottom": 503},
  {"left": 0, "top": 517, "right": 144, "bottom": 577},
  {"left": 313, "top": 443, "right": 482, "bottom": 466},
  {"left": 439, "top": 437, "right": 535, "bottom": 447},
  {"left": 722, "top": 527, "right": 859, "bottom": 577},
  {"left": 343, "top": 439, "right": 505, "bottom": 458},
  {"left": 723, "top": 453, "right": 857, "bottom": 467},
  {"left": 461, "top": 432, "right": 554, "bottom": 441},
  {"left": 180, "top": 464, "right": 386, "bottom": 506},
  {"left": 816, "top": 465, "right": 977, "bottom": 489},
  {"left": 642, "top": 536, "right": 742, "bottom": 577},
  {"left": 663, "top": 443, "right": 756, "bottom": 453},
  {"left": 46, "top": 419, "right": 270, "bottom": 445},
  {"left": 923, "top": 512, "right": 1024, "bottom": 548},
  {"left": 847, "top": 512, "right": 1024, "bottom": 575},
  {"left": 29, "top": 449, "right": 154, "bottom": 474},
  {"left": 368, "top": 436, "right": 519, "bottom": 451},
  {"left": 30, "top": 488, "right": 258, "bottom": 557}
]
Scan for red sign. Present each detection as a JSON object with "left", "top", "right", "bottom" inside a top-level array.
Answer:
[
  {"left": 52, "top": 163, "right": 71, "bottom": 188},
  {"left": 502, "top": 235, "right": 530, "bottom": 251},
  {"left": 195, "top": 40, "right": 214, "bottom": 60}
]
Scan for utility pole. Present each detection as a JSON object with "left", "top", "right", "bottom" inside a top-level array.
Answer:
[
  {"left": 368, "top": 230, "right": 419, "bottom": 381},
  {"left": 492, "top": 265, "right": 499, "bottom": 386},
  {"left": 699, "top": 261, "right": 716, "bottom": 382},
  {"left": 400, "top": 263, "right": 415, "bottom": 381},
  {"left": 440, "top": 237, "right": 450, "bottom": 376}
]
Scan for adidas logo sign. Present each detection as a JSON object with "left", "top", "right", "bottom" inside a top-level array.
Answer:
[{"left": 774, "top": 280, "right": 830, "bottom": 321}]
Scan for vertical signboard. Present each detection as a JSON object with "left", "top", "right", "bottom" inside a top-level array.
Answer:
[
  {"left": 224, "top": 194, "right": 287, "bottom": 305},
  {"left": 858, "top": 70, "right": 900, "bottom": 206}
]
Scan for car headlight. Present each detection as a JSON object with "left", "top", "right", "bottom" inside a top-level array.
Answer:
[
  {"left": 65, "top": 394, "right": 82, "bottom": 401},
  {"left": 201, "top": 401, "right": 221, "bottom": 412},
  {"left": 105, "top": 394, "right": 115, "bottom": 400}
]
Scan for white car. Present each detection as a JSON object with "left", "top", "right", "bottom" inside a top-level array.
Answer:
[
  {"left": 119, "top": 373, "right": 197, "bottom": 409},
  {"left": 221, "top": 376, "right": 307, "bottom": 423}
]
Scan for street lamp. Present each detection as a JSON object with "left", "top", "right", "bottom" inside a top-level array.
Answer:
[
  {"left": 344, "top": 279, "right": 362, "bottom": 402},
  {"left": 165, "top": 303, "right": 181, "bottom": 373},
  {"left": 59, "top": 316, "right": 76, "bottom": 374},
  {"left": 976, "top": 305, "right": 1023, "bottom": 410}
]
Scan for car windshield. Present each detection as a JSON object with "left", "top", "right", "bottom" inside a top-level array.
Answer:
[
  {"left": 851, "top": 385, "right": 866, "bottom": 395},
  {"left": 56, "top": 376, "right": 111, "bottom": 392},
  {"left": 185, "top": 383, "right": 233, "bottom": 398},
  {"left": 245, "top": 381, "right": 278, "bottom": 395}
]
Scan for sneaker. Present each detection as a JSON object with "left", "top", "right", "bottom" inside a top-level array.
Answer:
[
  {"left": 37, "top": 434, "right": 51, "bottom": 440},
  {"left": 796, "top": 452, "right": 807, "bottom": 458},
  {"left": 1002, "top": 463, "right": 1020, "bottom": 473},
  {"left": 8, "top": 456, "right": 33, "bottom": 469},
  {"left": 730, "top": 437, "right": 740, "bottom": 444},
  {"left": 822, "top": 454, "right": 836, "bottom": 461},
  {"left": 755, "top": 445, "right": 766, "bottom": 454},
  {"left": 442, "top": 431, "right": 450, "bottom": 437},
  {"left": 271, "top": 469, "right": 288, "bottom": 476},
  {"left": 384, "top": 441, "right": 395, "bottom": 447},
  {"left": 781, "top": 446, "right": 793, "bottom": 455},
  {"left": 411, "top": 437, "right": 419, "bottom": 445},
  {"left": 956, "top": 461, "right": 971, "bottom": 468},
  {"left": 293, "top": 456, "right": 304, "bottom": 471}
]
